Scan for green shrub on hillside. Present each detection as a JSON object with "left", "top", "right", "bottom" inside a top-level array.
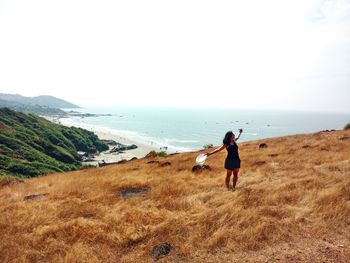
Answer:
[
  {"left": 156, "top": 151, "right": 167, "bottom": 157},
  {"left": 7, "top": 162, "right": 43, "bottom": 177},
  {"left": 0, "top": 169, "right": 17, "bottom": 180},
  {"left": 345, "top": 122, "right": 350, "bottom": 130},
  {"left": 61, "top": 127, "right": 108, "bottom": 153}
]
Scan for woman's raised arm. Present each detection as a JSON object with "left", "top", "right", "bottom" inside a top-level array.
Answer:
[
  {"left": 206, "top": 144, "right": 226, "bottom": 157},
  {"left": 235, "top": 129, "right": 243, "bottom": 141}
]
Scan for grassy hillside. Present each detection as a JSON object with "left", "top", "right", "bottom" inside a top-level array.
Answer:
[
  {"left": 0, "top": 129, "right": 349, "bottom": 262},
  {"left": 0, "top": 108, "right": 108, "bottom": 178}
]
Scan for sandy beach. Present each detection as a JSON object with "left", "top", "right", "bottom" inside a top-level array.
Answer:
[
  {"left": 90, "top": 130, "right": 157, "bottom": 165},
  {"left": 44, "top": 116, "right": 158, "bottom": 166}
]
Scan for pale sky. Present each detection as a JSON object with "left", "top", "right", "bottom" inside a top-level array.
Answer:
[{"left": 0, "top": 0, "right": 349, "bottom": 112}]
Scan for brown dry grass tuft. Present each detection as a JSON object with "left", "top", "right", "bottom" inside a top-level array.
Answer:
[{"left": 1, "top": 130, "right": 350, "bottom": 262}]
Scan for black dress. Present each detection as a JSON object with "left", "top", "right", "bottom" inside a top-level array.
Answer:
[{"left": 224, "top": 142, "right": 241, "bottom": 170}]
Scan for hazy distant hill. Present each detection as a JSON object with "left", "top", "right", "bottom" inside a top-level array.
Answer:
[
  {"left": 0, "top": 98, "right": 67, "bottom": 116},
  {"left": 0, "top": 93, "right": 79, "bottom": 108},
  {"left": 0, "top": 93, "right": 79, "bottom": 116},
  {"left": 30, "top": 95, "right": 79, "bottom": 108},
  {"left": 0, "top": 108, "right": 108, "bottom": 178}
]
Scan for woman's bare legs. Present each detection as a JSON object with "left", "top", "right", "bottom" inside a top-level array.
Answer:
[
  {"left": 226, "top": 170, "right": 233, "bottom": 190},
  {"left": 232, "top": 169, "right": 239, "bottom": 191}
]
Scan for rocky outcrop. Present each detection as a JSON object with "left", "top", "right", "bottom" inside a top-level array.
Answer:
[
  {"left": 67, "top": 112, "right": 112, "bottom": 118},
  {"left": 101, "top": 139, "right": 118, "bottom": 146},
  {"left": 81, "top": 155, "right": 95, "bottom": 162},
  {"left": 109, "top": 143, "right": 138, "bottom": 153}
]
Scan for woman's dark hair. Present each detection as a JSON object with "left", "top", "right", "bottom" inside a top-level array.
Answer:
[{"left": 223, "top": 131, "right": 234, "bottom": 145}]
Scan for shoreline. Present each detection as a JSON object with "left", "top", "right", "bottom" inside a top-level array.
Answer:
[
  {"left": 90, "top": 130, "right": 157, "bottom": 165},
  {"left": 44, "top": 116, "right": 158, "bottom": 165}
]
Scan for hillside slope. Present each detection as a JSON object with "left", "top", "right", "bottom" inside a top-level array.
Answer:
[
  {"left": 0, "top": 130, "right": 349, "bottom": 262},
  {"left": 0, "top": 108, "right": 108, "bottom": 178}
]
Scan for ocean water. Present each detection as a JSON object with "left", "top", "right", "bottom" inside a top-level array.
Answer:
[{"left": 61, "top": 106, "right": 350, "bottom": 152}]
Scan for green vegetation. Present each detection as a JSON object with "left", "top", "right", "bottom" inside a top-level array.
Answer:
[
  {"left": 345, "top": 122, "right": 350, "bottom": 130},
  {"left": 0, "top": 169, "right": 14, "bottom": 181},
  {"left": 156, "top": 151, "right": 167, "bottom": 157},
  {"left": 0, "top": 108, "right": 108, "bottom": 178}
]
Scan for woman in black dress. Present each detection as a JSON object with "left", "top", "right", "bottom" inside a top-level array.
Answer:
[{"left": 206, "top": 129, "right": 242, "bottom": 191}]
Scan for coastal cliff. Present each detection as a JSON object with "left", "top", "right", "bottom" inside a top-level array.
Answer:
[{"left": 0, "top": 108, "right": 108, "bottom": 178}]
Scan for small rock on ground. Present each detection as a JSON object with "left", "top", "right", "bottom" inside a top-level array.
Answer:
[
  {"left": 118, "top": 187, "right": 150, "bottom": 198},
  {"left": 150, "top": 243, "right": 172, "bottom": 260},
  {"left": 147, "top": 160, "right": 160, "bottom": 164},
  {"left": 254, "top": 161, "right": 266, "bottom": 165},
  {"left": 24, "top": 193, "right": 48, "bottom": 201},
  {"left": 192, "top": 165, "right": 211, "bottom": 172},
  {"left": 259, "top": 143, "right": 268, "bottom": 148},
  {"left": 160, "top": 162, "right": 171, "bottom": 167}
]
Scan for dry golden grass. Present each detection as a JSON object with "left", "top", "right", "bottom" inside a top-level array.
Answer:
[{"left": 1, "top": 130, "right": 350, "bottom": 262}]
